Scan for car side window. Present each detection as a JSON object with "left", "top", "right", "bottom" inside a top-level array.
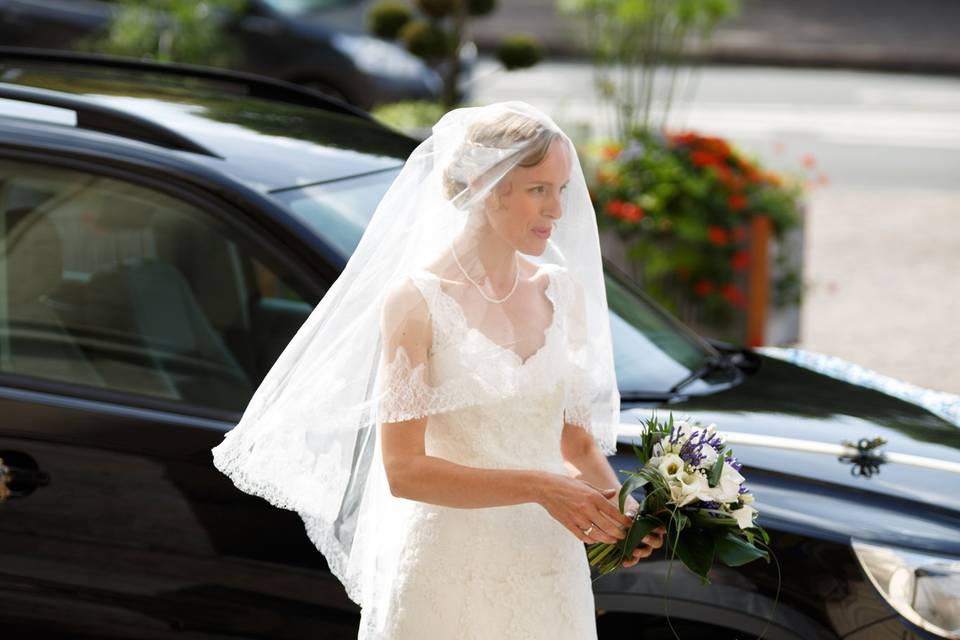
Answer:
[{"left": 0, "top": 158, "right": 318, "bottom": 413}]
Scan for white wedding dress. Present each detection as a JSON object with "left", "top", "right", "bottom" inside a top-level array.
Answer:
[{"left": 358, "top": 264, "right": 599, "bottom": 639}]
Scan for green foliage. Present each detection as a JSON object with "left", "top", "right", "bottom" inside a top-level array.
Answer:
[
  {"left": 368, "top": 0, "right": 539, "bottom": 109},
  {"left": 467, "top": 0, "right": 497, "bottom": 16},
  {"left": 91, "top": 0, "right": 248, "bottom": 66},
  {"left": 495, "top": 33, "right": 543, "bottom": 70},
  {"left": 399, "top": 19, "right": 451, "bottom": 60},
  {"left": 415, "top": 0, "right": 456, "bottom": 19},
  {"left": 368, "top": 2, "right": 414, "bottom": 40}
]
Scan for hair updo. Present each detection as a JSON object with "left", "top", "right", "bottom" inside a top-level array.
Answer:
[{"left": 441, "top": 111, "right": 564, "bottom": 208}]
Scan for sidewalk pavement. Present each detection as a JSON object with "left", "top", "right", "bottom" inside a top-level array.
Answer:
[{"left": 468, "top": 0, "right": 960, "bottom": 76}]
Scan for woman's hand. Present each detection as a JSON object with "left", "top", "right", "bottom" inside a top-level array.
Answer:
[
  {"left": 536, "top": 473, "right": 634, "bottom": 544},
  {"left": 618, "top": 493, "right": 667, "bottom": 568}
]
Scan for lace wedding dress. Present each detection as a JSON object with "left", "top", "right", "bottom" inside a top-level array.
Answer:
[{"left": 359, "top": 263, "right": 599, "bottom": 639}]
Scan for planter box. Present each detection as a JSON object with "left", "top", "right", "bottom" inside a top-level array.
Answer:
[{"left": 598, "top": 204, "right": 806, "bottom": 348}]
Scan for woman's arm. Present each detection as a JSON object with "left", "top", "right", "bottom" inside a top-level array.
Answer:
[{"left": 559, "top": 421, "right": 621, "bottom": 494}]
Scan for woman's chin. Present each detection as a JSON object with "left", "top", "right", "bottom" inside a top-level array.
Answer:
[{"left": 521, "top": 241, "right": 548, "bottom": 256}]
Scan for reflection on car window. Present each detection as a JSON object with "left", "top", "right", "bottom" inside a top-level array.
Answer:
[
  {"left": 0, "top": 159, "right": 315, "bottom": 412},
  {"left": 270, "top": 169, "right": 398, "bottom": 258},
  {"left": 604, "top": 271, "right": 715, "bottom": 393}
]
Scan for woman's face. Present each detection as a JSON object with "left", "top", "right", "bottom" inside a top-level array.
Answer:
[{"left": 484, "top": 137, "right": 572, "bottom": 256}]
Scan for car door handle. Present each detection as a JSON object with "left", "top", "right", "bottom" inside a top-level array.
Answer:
[{"left": 0, "top": 450, "right": 51, "bottom": 502}]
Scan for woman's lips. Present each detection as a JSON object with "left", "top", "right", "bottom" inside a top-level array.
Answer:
[{"left": 533, "top": 226, "right": 551, "bottom": 239}]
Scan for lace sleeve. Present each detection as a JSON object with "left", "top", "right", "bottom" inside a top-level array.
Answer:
[
  {"left": 559, "top": 268, "right": 620, "bottom": 456},
  {"left": 376, "top": 276, "right": 434, "bottom": 424}
]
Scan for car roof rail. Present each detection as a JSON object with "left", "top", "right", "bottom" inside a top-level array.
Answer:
[
  {"left": 0, "top": 45, "right": 377, "bottom": 123},
  {"left": 0, "top": 83, "right": 221, "bottom": 157}
]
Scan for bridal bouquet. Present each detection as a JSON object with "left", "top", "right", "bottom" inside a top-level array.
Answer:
[{"left": 587, "top": 412, "right": 773, "bottom": 584}]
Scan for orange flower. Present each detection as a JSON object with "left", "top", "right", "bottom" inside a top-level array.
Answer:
[
  {"left": 801, "top": 153, "right": 816, "bottom": 170},
  {"left": 727, "top": 193, "right": 748, "bottom": 211},
  {"left": 602, "top": 143, "right": 623, "bottom": 160},
  {"left": 605, "top": 199, "right": 644, "bottom": 223},
  {"left": 605, "top": 199, "right": 625, "bottom": 216},
  {"left": 707, "top": 225, "right": 728, "bottom": 245},
  {"left": 619, "top": 202, "right": 645, "bottom": 222},
  {"left": 816, "top": 173, "right": 830, "bottom": 186}
]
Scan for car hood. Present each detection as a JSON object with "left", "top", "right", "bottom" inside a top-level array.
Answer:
[{"left": 615, "top": 352, "right": 960, "bottom": 550}]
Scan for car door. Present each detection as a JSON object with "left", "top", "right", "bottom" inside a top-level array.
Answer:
[{"left": 0, "top": 156, "right": 360, "bottom": 638}]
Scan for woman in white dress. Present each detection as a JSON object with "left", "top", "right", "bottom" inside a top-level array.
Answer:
[{"left": 211, "top": 101, "right": 665, "bottom": 639}]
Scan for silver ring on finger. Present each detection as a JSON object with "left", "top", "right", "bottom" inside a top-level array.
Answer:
[{"left": 582, "top": 524, "right": 594, "bottom": 535}]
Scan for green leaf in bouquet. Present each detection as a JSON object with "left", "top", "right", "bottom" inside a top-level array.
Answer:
[
  {"left": 755, "top": 524, "right": 770, "bottom": 545},
  {"left": 675, "top": 529, "right": 716, "bottom": 584},
  {"left": 622, "top": 515, "right": 662, "bottom": 557},
  {"left": 715, "top": 530, "right": 770, "bottom": 567},
  {"left": 618, "top": 471, "right": 650, "bottom": 513},
  {"left": 686, "top": 508, "right": 737, "bottom": 528},
  {"left": 707, "top": 455, "right": 724, "bottom": 488}
]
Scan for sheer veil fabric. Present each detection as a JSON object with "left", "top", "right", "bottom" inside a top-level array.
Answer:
[{"left": 210, "top": 100, "right": 620, "bottom": 616}]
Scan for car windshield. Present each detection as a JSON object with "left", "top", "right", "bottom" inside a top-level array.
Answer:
[{"left": 271, "top": 169, "right": 722, "bottom": 396}]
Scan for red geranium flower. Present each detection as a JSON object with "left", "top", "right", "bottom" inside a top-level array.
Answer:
[
  {"left": 728, "top": 193, "right": 748, "bottom": 211},
  {"left": 707, "top": 225, "right": 728, "bottom": 246},
  {"left": 690, "top": 150, "right": 720, "bottom": 167},
  {"left": 619, "top": 202, "right": 645, "bottom": 222},
  {"left": 693, "top": 279, "right": 714, "bottom": 297},
  {"left": 605, "top": 199, "right": 625, "bottom": 216},
  {"left": 730, "top": 250, "right": 750, "bottom": 271},
  {"left": 720, "top": 282, "right": 746, "bottom": 308}
]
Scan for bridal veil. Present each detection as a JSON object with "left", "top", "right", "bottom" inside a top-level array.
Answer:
[{"left": 211, "top": 100, "right": 619, "bottom": 611}]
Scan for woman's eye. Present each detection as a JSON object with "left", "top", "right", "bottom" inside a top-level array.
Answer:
[{"left": 531, "top": 186, "right": 545, "bottom": 193}]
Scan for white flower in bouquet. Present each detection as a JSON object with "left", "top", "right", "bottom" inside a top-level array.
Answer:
[
  {"left": 657, "top": 453, "right": 686, "bottom": 480},
  {"left": 676, "top": 468, "right": 713, "bottom": 507},
  {"left": 710, "top": 460, "right": 746, "bottom": 504},
  {"left": 732, "top": 503, "right": 758, "bottom": 529}
]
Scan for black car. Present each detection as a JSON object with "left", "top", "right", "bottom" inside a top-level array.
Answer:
[
  {"left": 0, "top": 48, "right": 958, "bottom": 640},
  {"left": 0, "top": 0, "right": 475, "bottom": 110}
]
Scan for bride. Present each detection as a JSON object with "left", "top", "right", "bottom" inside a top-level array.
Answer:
[{"left": 211, "top": 101, "right": 665, "bottom": 638}]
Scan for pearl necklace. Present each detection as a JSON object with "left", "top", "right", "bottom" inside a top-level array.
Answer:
[{"left": 450, "top": 241, "right": 520, "bottom": 304}]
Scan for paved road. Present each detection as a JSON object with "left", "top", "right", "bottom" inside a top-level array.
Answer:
[{"left": 471, "top": 58, "right": 960, "bottom": 394}]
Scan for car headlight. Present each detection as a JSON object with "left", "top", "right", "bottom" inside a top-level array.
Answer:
[
  {"left": 852, "top": 538, "right": 960, "bottom": 638},
  {"left": 330, "top": 32, "right": 426, "bottom": 79}
]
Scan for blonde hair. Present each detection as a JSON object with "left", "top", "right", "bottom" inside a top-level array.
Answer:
[{"left": 441, "top": 112, "right": 564, "bottom": 206}]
